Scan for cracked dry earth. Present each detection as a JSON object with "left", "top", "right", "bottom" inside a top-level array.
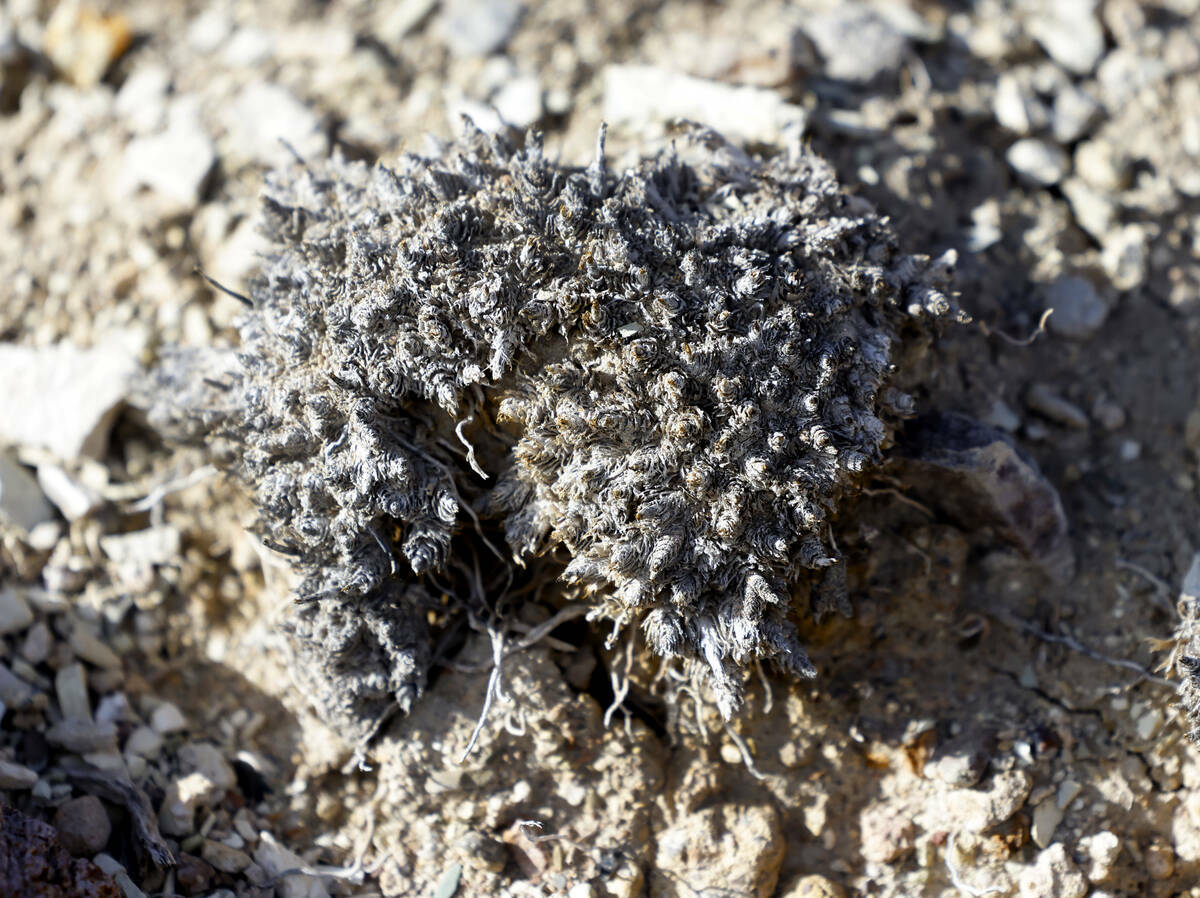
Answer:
[{"left": 4, "top": 0, "right": 1200, "bottom": 897}]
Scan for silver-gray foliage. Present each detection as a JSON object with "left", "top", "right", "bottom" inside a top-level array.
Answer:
[{"left": 146, "top": 122, "right": 959, "bottom": 738}]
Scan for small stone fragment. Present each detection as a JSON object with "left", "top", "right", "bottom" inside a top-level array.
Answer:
[
  {"left": 941, "top": 770, "right": 1033, "bottom": 833},
  {"left": 1031, "top": 796, "right": 1064, "bottom": 848},
  {"left": 925, "top": 731, "right": 993, "bottom": 787},
  {"left": 455, "top": 832, "right": 507, "bottom": 873},
  {"left": 1091, "top": 398, "right": 1126, "bottom": 431},
  {"left": 124, "top": 725, "right": 163, "bottom": 760},
  {"left": 69, "top": 628, "right": 122, "bottom": 671},
  {"left": 1007, "top": 138, "right": 1069, "bottom": 185},
  {"left": 0, "top": 335, "right": 143, "bottom": 461},
  {"left": 1043, "top": 276, "right": 1107, "bottom": 341},
  {"left": 1145, "top": 841, "right": 1174, "bottom": 880},
  {"left": 36, "top": 465, "right": 102, "bottom": 521},
  {"left": 1061, "top": 177, "right": 1114, "bottom": 241},
  {"left": 0, "top": 586, "right": 34, "bottom": 635},
  {"left": 54, "top": 795, "right": 112, "bottom": 857},
  {"left": 1018, "top": 843, "right": 1087, "bottom": 898},
  {"left": 0, "top": 455, "right": 56, "bottom": 533},
  {"left": 55, "top": 663, "right": 92, "bottom": 721},
  {"left": 178, "top": 743, "right": 236, "bottom": 794},
  {"left": 1052, "top": 85, "right": 1101, "bottom": 144},
  {"left": 43, "top": 3, "right": 132, "bottom": 88},
  {"left": 653, "top": 804, "right": 783, "bottom": 898},
  {"left": 1078, "top": 830, "right": 1120, "bottom": 882},
  {"left": 1075, "top": 140, "right": 1129, "bottom": 191},
  {"left": 896, "top": 414, "right": 1074, "bottom": 582},
  {"left": 1102, "top": 225, "right": 1148, "bottom": 291},
  {"left": 174, "top": 852, "right": 215, "bottom": 894},
  {"left": 255, "top": 832, "right": 331, "bottom": 898},
  {"left": 201, "top": 839, "right": 252, "bottom": 874},
  {"left": 438, "top": 0, "right": 522, "bottom": 57},
  {"left": 159, "top": 773, "right": 215, "bottom": 837},
  {"left": 225, "top": 83, "right": 327, "bottom": 169},
  {"left": 20, "top": 622, "right": 51, "bottom": 665},
  {"left": 859, "top": 803, "right": 915, "bottom": 863},
  {"left": 994, "top": 73, "right": 1047, "bottom": 135},
  {"left": 46, "top": 719, "right": 118, "bottom": 754},
  {"left": 603, "top": 65, "right": 806, "bottom": 145},
  {"left": 0, "top": 663, "right": 35, "bottom": 709},
  {"left": 779, "top": 875, "right": 846, "bottom": 898},
  {"left": 803, "top": 3, "right": 908, "bottom": 84},
  {"left": 150, "top": 701, "right": 187, "bottom": 734},
  {"left": 0, "top": 759, "right": 39, "bottom": 789},
  {"left": 1026, "top": 0, "right": 1106, "bottom": 74},
  {"left": 121, "top": 100, "right": 216, "bottom": 207},
  {"left": 1026, "top": 384, "right": 1089, "bottom": 429},
  {"left": 99, "top": 525, "right": 182, "bottom": 567}
]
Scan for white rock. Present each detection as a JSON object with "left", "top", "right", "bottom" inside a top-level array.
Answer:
[
  {"left": 994, "top": 73, "right": 1047, "bottom": 135},
  {"left": 37, "top": 465, "right": 101, "bottom": 520},
  {"left": 187, "top": 10, "right": 233, "bottom": 52},
  {"left": 1007, "top": 138, "right": 1069, "bottom": 185},
  {"left": 603, "top": 65, "right": 806, "bottom": 146},
  {"left": 936, "top": 770, "right": 1032, "bottom": 833},
  {"left": 804, "top": 3, "right": 909, "bottom": 84},
  {"left": 1026, "top": 0, "right": 1105, "bottom": 74},
  {"left": 1031, "top": 796, "right": 1064, "bottom": 848},
  {"left": 0, "top": 587, "right": 34, "bottom": 635},
  {"left": 0, "top": 333, "right": 143, "bottom": 461},
  {"left": 1078, "top": 830, "right": 1120, "bottom": 882},
  {"left": 114, "top": 65, "right": 170, "bottom": 133},
  {"left": 438, "top": 0, "right": 522, "bottom": 58},
  {"left": 1102, "top": 225, "right": 1148, "bottom": 291},
  {"left": 55, "top": 663, "right": 92, "bottom": 721},
  {"left": 0, "top": 454, "right": 55, "bottom": 532},
  {"left": 0, "top": 759, "right": 38, "bottom": 789},
  {"left": 100, "top": 525, "right": 181, "bottom": 566},
  {"left": 255, "top": 832, "right": 331, "bottom": 898},
  {"left": 1061, "top": 177, "right": 1114, "bottom": 241},
  {"left": 222, "top": 28, "right": 274, "bottom": 67},
  {"left": 1075, "top": 140, "right": 1129, "bottom": 191},
  {"left": 179, "top": 742, "right": 237, "bottom": 793},
  {"left": 122, "top": 98, "right": 216, "bottom": 207},
  {"left": 1043, "top": 276, "right": 1107, "bottom": 341},
  {"left": 151, "top": 701, "right": 188, "bottom": 734},
  {"left": 69, "top": 626, "right": 123, "bottom": 670},
  {"left": 159, "top": 772, "right": 215, "bottom": 836},
  {"left": 493, "top": 75, "right": 542, "bottom": 129},
  {"left": 225, "top": 83, "right": 327, "bottom": 169},
  {"left": 377, "top": 0, "right": 438, "bottom": 42},
  {"left": 1051, "top": 84, "right": 1101, "bottom": 143},
  {"left": 125, "top": 725, "right": 164, "bottom": 759},
  {"left": 1018, "top": 843, "right": 1087, "bottom": 898}
]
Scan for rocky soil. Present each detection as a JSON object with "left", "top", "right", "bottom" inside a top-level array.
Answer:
[{"left": 3, "top": 0, "right": 1200, "bottom": 897}]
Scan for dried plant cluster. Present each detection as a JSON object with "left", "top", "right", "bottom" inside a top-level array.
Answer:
[{"left": 147, "top": 123, "right": 959, "bottom": 740}]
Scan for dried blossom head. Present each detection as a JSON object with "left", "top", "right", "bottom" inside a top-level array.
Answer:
[{"left": 145, "top": 122, "right": 959, "bottom": 738}]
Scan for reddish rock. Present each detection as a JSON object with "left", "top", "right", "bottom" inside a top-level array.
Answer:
[{"left": 0, "top": 803, "right": 120, "bottom": 898}]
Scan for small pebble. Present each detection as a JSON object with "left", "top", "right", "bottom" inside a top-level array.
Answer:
[
  {"left": 1078, "top": 831, "right": 1120, "bottom": 882},
  {"left": 1026, "top": 384, "right": 1089, "bottom": 429},
  {"left": 1007, "top": 139, "right": 1069, "bottom": 186},
  {"left": 125, "top": 725, "right": 163, "bottom": 759},
  {"left": 151, "top": 701, "right": 188, "bottom": 734},
  {"left": 201, "top": 839, "right": 252, "bottom": 874},
  {"left": 782, "top": 875, "right": 846, "bottom": 898},
  {"left": 0, "top": 586, "right": 34, "bottom": 635},
  {"left": 1043, "top": 276, "right": 1107, "bottom": 341},
  {"left": 1119, "top": 439, "right": 1141, "bottom": 462},
  {"left": 55, "top": 663, "right": 92, "bottom": 721},
  {"left": 69, "top": 627, "right": 123, "bottom": 670},
  {"left": 175, "top": 852, "right": 216, "bottom": 894},
  {"left": 20, "top": 621, "right": 52, "bottom": 665},
  {"left": 1146, "top": 841, "right": 1174, "bottom": 880},
  {"left": 53, "top": 795, "right": 112, "bottom": 857},
  {"left": 1091, "top": 399, "right": 1126, "bottom": 431},
  {"left": 0, "top": 758, "right": 39, "bottom": 789}
]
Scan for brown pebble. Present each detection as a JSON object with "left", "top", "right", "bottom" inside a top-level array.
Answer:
[
  {"left": 175, "top": 852, "right": 216, "bottom": 894},
  {"left": 53, "top": 795, "right": 112, "bottom": 857}
]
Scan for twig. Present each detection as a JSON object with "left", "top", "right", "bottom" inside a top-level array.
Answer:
[
  {"left": 458, "top": 622, "right": 508, "bottom": 763},
  {"left": 723, "top": 723, "right": 767, "bottom": 781},
  {"left": 455, "top": 415, "right": 489, "bottom": 480},
  {"left": 125, "top": 465, "right": 218, "bottom": 513},
  {"left": 992, "top": 612, "right": 1174, "bottom": 688},
  {"left": 1115, "top": 558, "right": 1177, "bottom": 617},
  {"left": 979, "top": 308, "right": 1053, "bottom": 347}
]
